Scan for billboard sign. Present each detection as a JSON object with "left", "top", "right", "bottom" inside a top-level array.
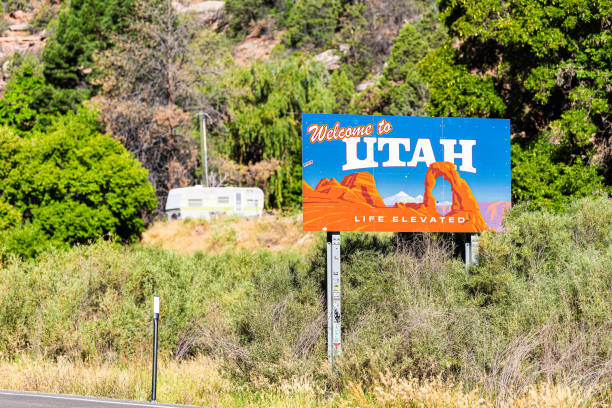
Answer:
[{"left": 302, "top": 114, "right": 511, "bottom": 232}]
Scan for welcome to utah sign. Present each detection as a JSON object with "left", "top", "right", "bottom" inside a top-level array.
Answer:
[{"left": 302, "top": 114, "right": 511, "bottom": 233}]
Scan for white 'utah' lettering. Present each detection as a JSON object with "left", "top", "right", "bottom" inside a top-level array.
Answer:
[{"left": 342, "top": 137, "right": 477, "bottom": 173}]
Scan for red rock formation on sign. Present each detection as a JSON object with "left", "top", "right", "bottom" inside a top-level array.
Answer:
[
  {"left": 423, "top": 162, "right": 478, "bottom": 211},
  {"left": 340, "top": 172, "right": 386, "bottom": 207},
  {"left": 302, "top": 179, "right": 315, "bottom": 196},
  {"left": 420, "top": 161, "right": 487, "bottom": 230},
  {"left": 303, "top": 162, "right": 488, "bottom": 232},
  {"left": 304, "top": 172, "right": 384, "bottom": 206}
]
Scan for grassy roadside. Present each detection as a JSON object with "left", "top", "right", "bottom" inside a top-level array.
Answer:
[
  {"left": 0, "top": 355, "right": 598, "bottom": 407},
  {"left": 0, "top": 197, "right": 610, "bottom": 406}
]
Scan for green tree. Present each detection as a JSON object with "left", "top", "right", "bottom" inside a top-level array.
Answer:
[
  {"left": 421, "top": 0, "right": 610, "bottom": 208},
  {"left": 42, "top": 0, "right": 134, "bottom": 88},
  {"left": 0, "top": 127, "right": 21, "bottom": 231},
  {"left": 0, "top": 54, "right": 83, "bottom": 133},
  {"left": 0, "top": 108, "right": 156, "bottom": 245},
  {"left": 225, "top": 0, "right": 271, "bottom": 35},
  {"left": 378, "top": 13, "right": 447, "bottom": 116},
  {"left": 283, "top": 0, "right": 340, "bottom": 48},
  {"left": 348, "top": 12, "right": 447, "bottom": 116},
  {"left": 225, "top": 57, "right": 335, "bottom": 208},
  {"left": 419, "top": 46, "right": 506, "bottom": 117},
  {"left": 511, "top": 140, "right": 606, "bottom": 212},
  {"left": 329, "top": 68, "right": 354, "bottom": 113}
]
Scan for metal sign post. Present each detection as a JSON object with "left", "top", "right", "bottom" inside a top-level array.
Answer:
[
  {"left": 326, "top": 232, "right": 341, "bottom": 370},
  {"left": 151, "top": 296, "right": 160, "bottom": 402}
]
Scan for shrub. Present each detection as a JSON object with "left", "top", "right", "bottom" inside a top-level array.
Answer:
[
  {"left": 0, "top": 224, "right": 53, "bottom": 261},
  {"left": 225, "top": 0, "right": 269, "bottom": 35},
  {"left": 29, "top": 3, "right": 56, "bottom": 34},
  {"left": 511, "top": 140, "right": 607, "bottom": 212},
  {"left": 1, "top": 0, "right": 29, "bottom": 12},
  {"left": 0, "top": 108, "right": 156, "bottom": 246},
  {"left": 0, "top": 54, "right": 84, "bottom": 133},
  {"left": 283, "top": 0, "right": 340, "bottom": 48}
]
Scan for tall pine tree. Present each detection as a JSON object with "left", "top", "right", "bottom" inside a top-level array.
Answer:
[{"left": 43, "top": 0, "right": 134, "bottom": 89}]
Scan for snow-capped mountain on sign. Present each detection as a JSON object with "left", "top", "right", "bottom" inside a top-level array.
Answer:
[{"left": 383, "top": 191, "right": 423, "bottom": 206}]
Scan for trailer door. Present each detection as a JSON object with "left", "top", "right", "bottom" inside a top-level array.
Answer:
[{"left": 235, "top": 192, "right": 242, "bottom": 212}]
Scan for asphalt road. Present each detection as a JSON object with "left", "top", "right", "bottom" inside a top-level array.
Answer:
[{"left": 0, "top": 390, "right": 203, "bottom": 408}]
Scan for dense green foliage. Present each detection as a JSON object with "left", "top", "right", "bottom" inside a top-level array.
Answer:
[
  {"left": 422, "top": 0, "right": 611, "bottom": 208},
  {"left": 225, "top": 0, "right": 342, "bottom": 47},
  {"left": 0, "top": 55, "right": 83, "bottom": 133},
  {"left": 0, "top": 109, "right": 156, "bottom": 255},
  {"left": 0, "top": 198, "right": 610, "bottom": 400},
  {"left": 511, "top": 140, "right": 606, "bottom": 211},
  {"left": 283, "top": 0, "right": 339, "bottom": 48},
  {"left": 43, "top": 0, "right": 134, "bottom": 88},
  {"left": 349, "top": 12, "right": 447, "bottom": 116},
  {"left": 224, "top": 57, "right": 335, "bottom": 208}
]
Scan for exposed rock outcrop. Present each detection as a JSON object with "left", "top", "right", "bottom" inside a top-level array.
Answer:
[
  {"left": 313, "top": 49, "right": 341, "bottom": 71},
  {"left": 9, "top": 23, "right": 32, "bottom": 32},
  {"left": 233, "top": 19, "right": 282, "bottom": 66},
  {"left": 0, "top": 34, "right": 46, "bottom": 58},
  {"left": 173, "top": 1, "right": 225, "bottom": 28},
  {"left": 356, "top": 80, "right": 374, "bottom": 92}
]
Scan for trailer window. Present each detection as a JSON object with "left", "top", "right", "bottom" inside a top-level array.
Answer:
[
  {"left": 188, "top": 199, "right": 202, "bottom": 207},
  {"left": 218, "top": 196, "right": 230, "bottom": 204}
]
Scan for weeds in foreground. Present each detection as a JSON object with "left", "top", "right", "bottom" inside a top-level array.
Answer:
[
  {"left": 0, "top": 356, "right": 604, "bottom": 407},
  {"left": 0, "top": 197, "right": 611, "bottom": 406}
]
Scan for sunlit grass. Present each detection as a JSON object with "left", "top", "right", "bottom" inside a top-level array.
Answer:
[{"left": 0, "top": 356, "right": 605, "bottom": 407}]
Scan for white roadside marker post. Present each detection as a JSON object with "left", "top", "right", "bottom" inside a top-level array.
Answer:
[{"left": 151, "top": 296, "right": 160, "bottom": 401}]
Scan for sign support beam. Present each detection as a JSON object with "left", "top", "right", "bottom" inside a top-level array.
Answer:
[{"left": 326, "top": 231, "right": 341, "bottom": 370}]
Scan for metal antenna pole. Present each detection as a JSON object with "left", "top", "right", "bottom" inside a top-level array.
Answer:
[{"left": 199, "top": 112, "right": 209, "bottom": 187}]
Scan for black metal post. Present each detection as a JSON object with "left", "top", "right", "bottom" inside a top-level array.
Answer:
[{"left": 151, "top": 297, "right": 159, "bottom": 401}]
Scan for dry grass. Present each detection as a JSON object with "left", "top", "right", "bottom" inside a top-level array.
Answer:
[
  {"left": 0, "top": 355, "right": 326, "bottom": 407},
  {"left": 142, "top": 213, "right": 317, "bottom": 254},
  {"left": 341, "top": 372, "right": 604, "bottom": 408},
  {"left": 0, "top": 356, "right": 151, "bottom": 401},
  {"left": 0, "top": 357, "right": 605, "bottom": 408}
]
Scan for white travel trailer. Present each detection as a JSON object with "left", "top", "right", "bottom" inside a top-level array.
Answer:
[{"left": 165, "top": 186, "right": 265, "bottom": 220}]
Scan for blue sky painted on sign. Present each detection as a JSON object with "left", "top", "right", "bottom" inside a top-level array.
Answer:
[{"left": 302, "top": 114, "right": 511, "bottom": 203}]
